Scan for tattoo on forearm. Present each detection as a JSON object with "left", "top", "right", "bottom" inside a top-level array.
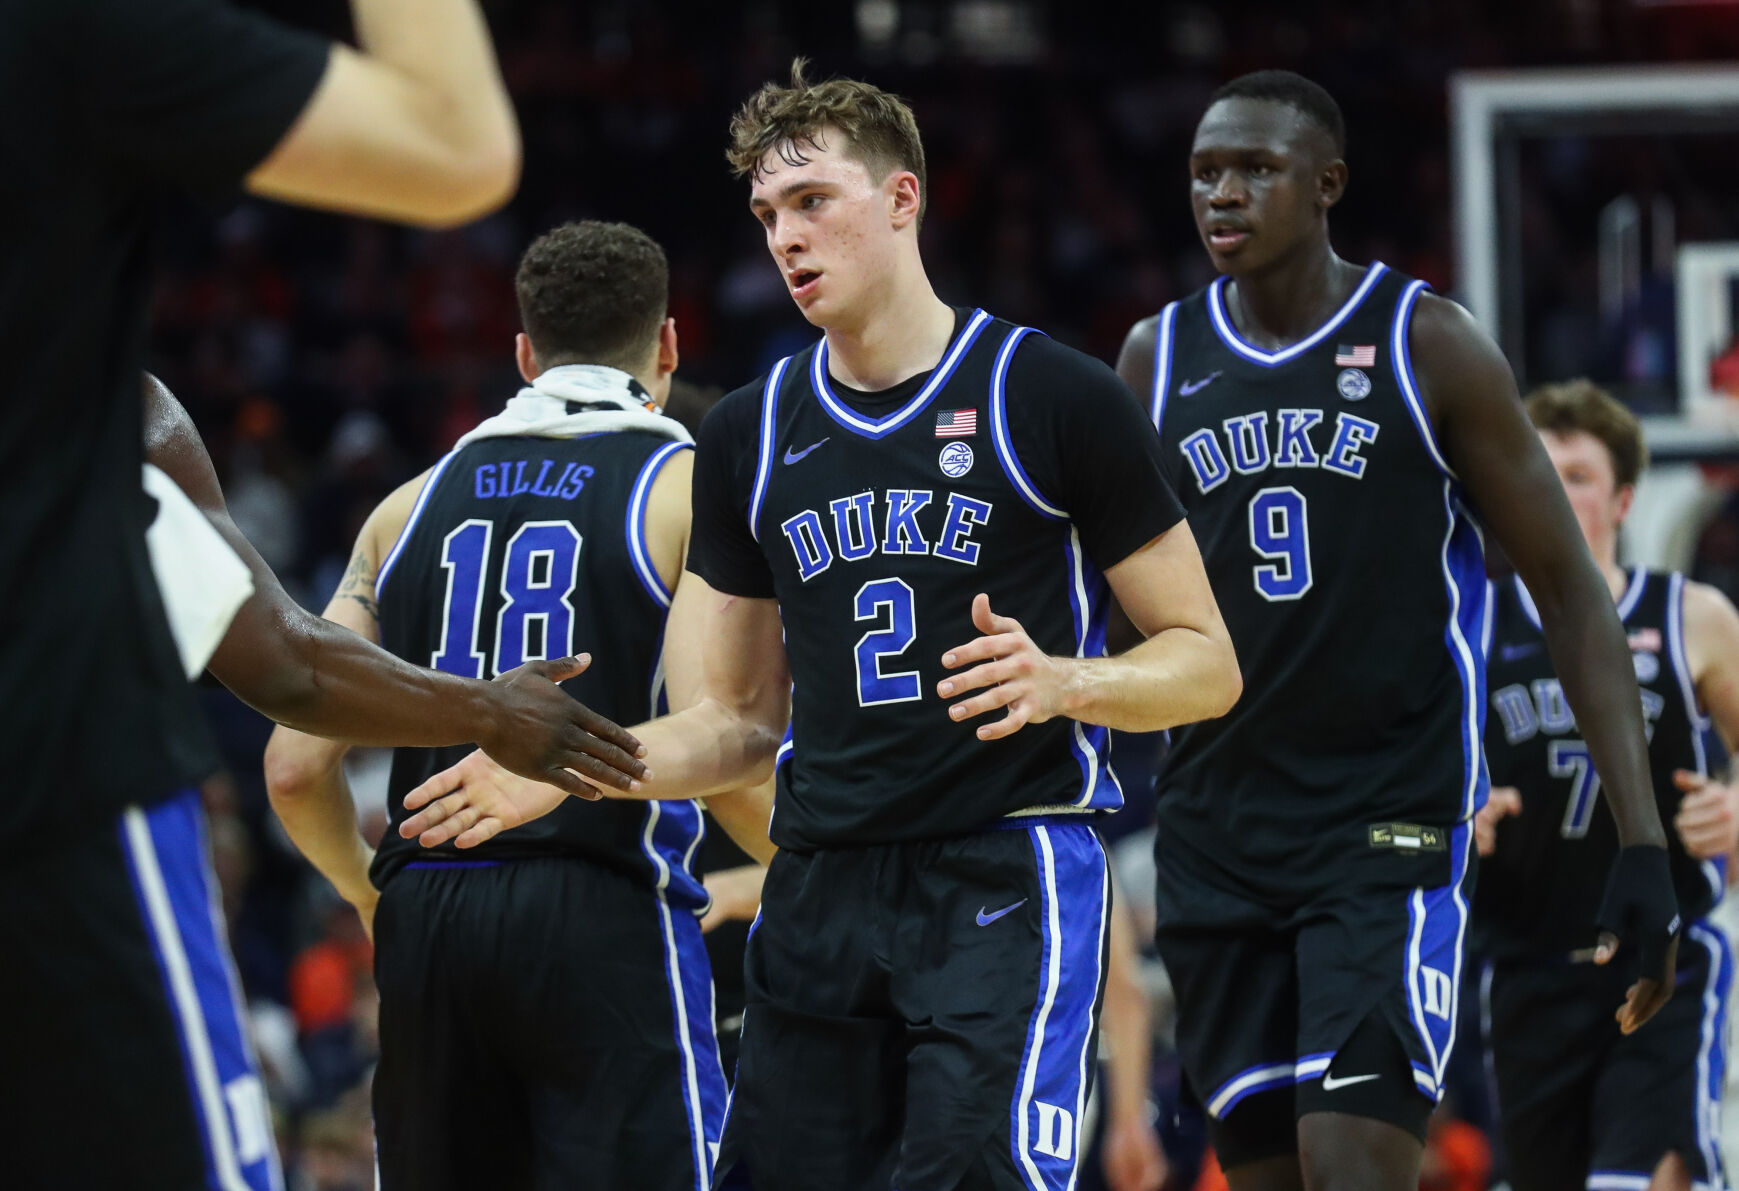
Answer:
[{"left": 335, "top": 552, "right": 380, "bottom": 621}]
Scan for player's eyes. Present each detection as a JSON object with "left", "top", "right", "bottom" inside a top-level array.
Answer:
[{"left": 801, "top": 194, "right": 824, "bottom": 210}]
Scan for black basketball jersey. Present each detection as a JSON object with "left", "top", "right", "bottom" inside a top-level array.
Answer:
[
  {"left": 734, "top": 310, "right": 1170, "bottom": 850},
  {"left": 1477, "top": 570, "right": 1720, "bottom": 955},
  {"left": 1148, "top": 264, "right": 1488, "bottom": 895},
  {"left": 371, "top": 427, "right": 707, "bottom": 910}
]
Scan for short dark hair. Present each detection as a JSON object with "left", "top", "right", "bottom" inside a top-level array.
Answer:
[
  {"left": 727, "top": 58, "right": 928, "bottom": 224},
  {"left": 1209, "top": 70, "right": 1346, "bottom": 158},
  {"left": 514, "top": 221, "right": 668, "bottom": 371},
  {"left": 1525, "top": 379, "right": 1648, "bottom": 488}
]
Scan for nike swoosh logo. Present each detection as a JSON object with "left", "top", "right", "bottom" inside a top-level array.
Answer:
[
  {"left": 976, "top": 899, "right": 1028, "bottom": 926},
  {"left": 783, "top": 438, "right": 829, "bottom": 465},
  {"left": 1177, "top": 371, "right": 1222, "bottom": 397},
  {"left": 1320, "top": 1072, "right": 1381, "bottom": 1091}
]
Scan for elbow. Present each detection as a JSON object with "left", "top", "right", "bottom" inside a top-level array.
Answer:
[
  {"left": 1210, "top": 644, "right": 1243, "bottom": 719},
  {"left": 415, "top": 138, "right": 521, "bottom": 228},
  {"left": 263, "top": 734, "right": 333, "bottom": 806}
]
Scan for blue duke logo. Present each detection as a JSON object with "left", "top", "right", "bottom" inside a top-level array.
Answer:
[{"left": 939, "top": 441, "right": 974, "bottom": 478}]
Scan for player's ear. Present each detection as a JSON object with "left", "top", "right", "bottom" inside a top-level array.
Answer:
[
  {"left": 1613, "top": 482, "right": 1637, "bottom": 527},
  {"left": 516, "top": 332, "right": 541, "bottom": 384},
  {"left": 658, "top": 317, "right": 679, "bottom": 378},
  {"left": 1318, "top": 159, "right": 1348, "bottom": 212},
  {"left": 888, "top": 170, "right": 922, "bottom": 231}
]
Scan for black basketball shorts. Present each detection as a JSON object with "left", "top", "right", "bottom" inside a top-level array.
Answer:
[
  {"left": 715, "top": 817, "right": 1111, "bottom": 1191},
  {"left": 1482, "top": 920, "right": 1732, "bottom": 1191},
  {"left": 0, "top": 789, "right": 280, "bottom": 1191},
  {"left": 1152, "top": 824, "right": 1477, "bottom": 1167},
  {"left": 372, "top": 855, "right": 726, "bottom": 1191}
]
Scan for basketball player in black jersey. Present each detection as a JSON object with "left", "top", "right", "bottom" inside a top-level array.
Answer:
[
  {"left": 1116, "top": 72, "right": 1680, "bottom": 1190},
  {"left": 1474, "top": 381, "right": 1739, "bottom": 1191},
  {"left": 402, "top": 62, "right": 1241, "bottom": 1191},
  {"left": 265, "top": 222, "right": 774, "bottom": 1190}
]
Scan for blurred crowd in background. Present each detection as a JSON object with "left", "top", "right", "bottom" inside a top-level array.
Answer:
[{"left": 152, "top": 2, "right": 1739, "bottom": 1186}]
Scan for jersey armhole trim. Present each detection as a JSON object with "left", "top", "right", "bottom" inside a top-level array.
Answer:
[
  {"left": 1667, "top": 572, "right": 1714, "bottom": 746},
  {"left": 1150, "top": 301, "right": 1180, "bottom": 433},
  {"left": 627, "top": 441, "right": 694, "bottom": 609},
  {"left": 1481, "top": 579, "right": 1497, "bottom": 659},
  {"left": 989, "top": 326, "right": 1066, "bottom": 520},
  {"left": 1391, "top": 280, "right": 1458, "bottom": 481},
  {"left": 747, "top": 357, "right": 791, "bottom": 543},
  {"left": 375, "top": 448, "right": 461, "bottom": 596}
]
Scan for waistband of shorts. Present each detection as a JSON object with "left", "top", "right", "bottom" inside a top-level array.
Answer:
[{"left": 1003, "top": 803, "right": 1100, "bottom": 818}]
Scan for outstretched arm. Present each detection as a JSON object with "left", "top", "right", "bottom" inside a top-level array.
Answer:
[
  {"left": 400, "top": 575, "right": 791, "bottom": 848},
  {"left": 144, "top": 375, "right": 645, "bottom": 792},
  {"left": 1416, "top": 295, "right": 1675, "bottom": 1030}
]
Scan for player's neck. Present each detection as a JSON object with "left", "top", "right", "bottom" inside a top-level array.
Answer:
[
  {"left": 1224, "top": 238, "right": 1359, "bottom": 350},
  {"left": 1601, "top": 557, "right": 1629, "bottom": 602},
  {"left": 821, "top": 266, "right": 955, "bottom": 393}
]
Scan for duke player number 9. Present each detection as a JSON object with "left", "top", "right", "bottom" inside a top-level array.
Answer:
[{"left": 1248, "top": 486, "right": 1313, "bottom": 600}]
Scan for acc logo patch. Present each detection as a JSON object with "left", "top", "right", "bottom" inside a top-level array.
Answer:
[
  {"left": 939, "top": 441, "right": 975, "bottom": 478},
  {"left": 1337, "top": 368, "right": 1372, "bottom": 401},
  {"left": 1633, "top": 651, "right": 1660, "bottom": 684}
]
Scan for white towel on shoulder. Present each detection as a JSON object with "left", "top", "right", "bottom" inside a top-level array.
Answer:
[
  {"left": 454, "top": 364, "right": 692, "bottom": 447},
  {"left": 143, "top": 462, "right": 255, "bottom": 679}
]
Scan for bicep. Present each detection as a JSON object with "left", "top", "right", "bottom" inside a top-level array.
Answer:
[
  {"left": 245, "top": 46, "right": 511, "bottom": 227},
  {"left": 1424, "top": 303, "right": 1592, "bottom": 601},
  {"left": 644, "top": 449, "right": 694, "bottom": 597},
  {"left": 1103, "top": 521, "right": 1228, "bottom": 641}
]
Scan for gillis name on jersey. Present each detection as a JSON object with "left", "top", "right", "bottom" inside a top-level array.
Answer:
[
  {"left": 780, "top": 488, "right": 993, "bottom": 581},
  {"left": 473, "top": 459, "right": 594, "bottom": 502},
  {"left": 1179, "top": 408, "right": 1380, "bottom": 494}
]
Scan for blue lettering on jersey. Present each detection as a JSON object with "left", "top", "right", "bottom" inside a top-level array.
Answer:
[
  {"left": 1321, "top": 414, "right": 1379, "bottom": 479},
  {"left": 1274, "top": 409, "right": 1323, "bottom": 468},
  {"left": 829, "top": 492, "right": 877, "bottom": 561},
  {"left": 780, "top": 489, "right": 995, "bottom": 581},
  {"left": 474, "top": 460, "right": 593, "bottom": 501},
  {"left": 781, "top": 510, "right": 835, "bottom": 581},
  {"left": 1179, "top": 409, "right": 1378, "bottom": 492},
  {"left": 1224, "top": 412, "right": 1271, "bottom": 474},
  {"left": 883, "top": 490, "right": 934, "bottom": 555},
  {"left": 1490, "top": 677, "right": 1665, "bottom": 744}
]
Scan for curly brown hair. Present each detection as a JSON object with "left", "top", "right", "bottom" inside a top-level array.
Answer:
[
  {"left": 726, "top": 58, "right": 928, "bottom": 225},
  {"left": 514, "top": 221, "right": 668, "bottom": 372},
  {"left": 1524, "top": 378, "right": 1648, "bottom": 488}
]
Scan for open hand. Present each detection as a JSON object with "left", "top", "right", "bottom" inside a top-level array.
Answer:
[
  {"left": 938, "top": 594, "right": 1075, "bottom": 741},
  {"left": 400, "top": 749, "right": 571, "bottom": 849},
  {"left": 1474, "top": 786, "right": 1522, "bottom": 857},
  {"left": 479, "top": 655, "right": 648, "bottom": 797},
  {"left": 1673, "top": 769, "right": 1739, "bottom": 860}
]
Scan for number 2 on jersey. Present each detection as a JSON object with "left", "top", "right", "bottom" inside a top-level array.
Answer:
[
  {"left": 854, "top": 578, "right": 921, "bottom": 705},
  {"left": 431, "top": 518, "right": 582, "bottom": 678},
  {"left": 1248, "top": 486, "right": 1312, "bottom": 600}
]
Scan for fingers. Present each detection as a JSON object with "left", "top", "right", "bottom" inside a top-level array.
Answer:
[
  {"left": 948, "top": 682, "right": 1022, "bottom": 724},
  {"left": 1673, "top": 768, "right": 1710, "bottom": 792},
  {"left": 1491, "top": 786, "right": 1523, "bottom": 815},
  {"left": 411, "top": 798, "right": 479, "bottom": 848},
  {"left": 568, "top": 704, "right": 648, "bottom": 761},
  {"left": 1593, "top": 929, "right": 1619, "bottom": 965},
  {"left": 1616, "top": 976, "right": 1673, "bottom": 1034},
  {"left": 941, "top": 633, "right": 1020, "bottom": 670},
  {"left": 557, "top": 748, "right": 648, "bottom": 795},
  {"left": 973, "top": 703, "right": 1032, "bottom": 741},
  {"left": 402, "top": 763, "right": 466, "bottom": 812},
  {"left": 542, "top": 766, "right": 605, "bottom": 802},
  {"left": 938, "top": 658, "right": 1019, "bottom": 698},
  {"left": 454, "top": 818, "right": 506, "bottom": 849},
  {"left": 971, "top": 592, "right": 1021, "bottom": 637},
  {"left": 530, "top": 653, "right": 592, "bottom": 684}
]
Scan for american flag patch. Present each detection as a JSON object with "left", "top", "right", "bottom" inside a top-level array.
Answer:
[
  {"left": 935, "top": 408, "right": 977, "bottom": 437},
  {"left": 1335, "top": 344, "right": 1376, "bottom": 367}
]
